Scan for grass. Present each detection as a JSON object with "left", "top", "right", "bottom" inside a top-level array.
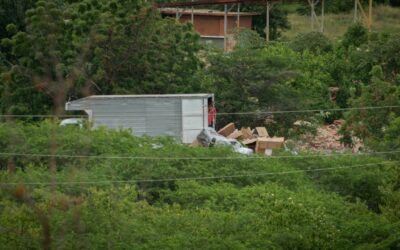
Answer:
[{"left": 281, "top": 5, "right": 400, "bottom": 41}]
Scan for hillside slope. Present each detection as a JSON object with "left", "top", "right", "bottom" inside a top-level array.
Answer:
[{"left": 281, "top": 5, "right": 400, "bottom": 40}]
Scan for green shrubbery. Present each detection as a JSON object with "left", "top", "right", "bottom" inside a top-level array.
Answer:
[{"left": 0, "top": 121, "right": 399, "bottom": 248}]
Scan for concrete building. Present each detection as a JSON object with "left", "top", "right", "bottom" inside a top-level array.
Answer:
[
  {"left": 160, "top": 8, "right": 259, "bottom": 50},
  {"left": 65, "top": 94, "right": 214, "bottom": 143}
]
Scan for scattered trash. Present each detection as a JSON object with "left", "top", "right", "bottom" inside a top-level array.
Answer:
[
  {"left": 255, "top": 137, "right": 285, "bottom": 154},
  {"left": 255, "top": 127, "right": 269, "bottom": 137},
  {"left": 242, "top": 138, "right": 257, "bottom": 145},
  {"left": 293, "top": 120, "right": 312, "bottom": 127},
  {"left": 264, "top": 149, "right": 273, "bottom": 156},
  {"left": 151, "top": 143, "right": 164, "bottom": 149},
  {"left": 234, "top": 145, "right": 253, "bottom": 155},
  {"left": 240, "top": 127, "right": 253, "bottom": 139},
  {"left": 196, "top": 127, "right": 253, "bottom": 155},
  {"left": 289, "top": 119, "right": 363, "bottom": 153},
  {"left": 197, "top": 128, "right": 227, "bottom": 147},
  {"left": 192, "top": 119, "right": 362, "bottom": 156},
  {"left": 217, "top": 122, "right": 235, "bottom": 137},
  {"left": 227, "top": 130, "right": 243, "bottom": 140},
  {"left": 195, "top": 123, "right": 286, "bottom": 156},
  {"left": 264, "top": 115, "right": 276, "bottom": 125}
]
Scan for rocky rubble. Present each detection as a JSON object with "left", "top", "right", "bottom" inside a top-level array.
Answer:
[{"left": 287, "top": 119, "right": 363, "bottom": 153}]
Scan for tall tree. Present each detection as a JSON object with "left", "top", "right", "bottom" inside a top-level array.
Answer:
[
  {"left": 0, "top": 0, "right": 202, "bottom": 115},
  {"left": 0, "top": 0, "right": 37, "bottom": 39}
]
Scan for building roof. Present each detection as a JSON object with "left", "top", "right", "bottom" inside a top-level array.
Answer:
[
  {"left": 69, "top": 94, "right": 213, "bottom": 102},
  {"left": 65, "top": 94, "right": 214, "bottom": 110},
  {"left": 159, "top": 8, "right": 260, "bottom": 17}
]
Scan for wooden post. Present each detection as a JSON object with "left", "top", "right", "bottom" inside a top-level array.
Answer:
[
  {"left": 266, "top": 1, "right": 270, "bottom": 41},
  {"left": 224, "top": 4, "right": 228, "bottom": 51},
  {"left": 354, "top": 0, "right": 358, "bottom": 22},
  {"left": 237, "top": 3, "right": 240, "bottom": 28},
  {"left": 191, "top": 0, "right": 194, "bottom": 23},
  {"left": 368, "top": 0, "right": 372, "bottom": 31},
  {"left": 356, "top": 0, "right": 368, "bottom": 23},
  {"left": 310, "top": 0, "right": 314, "bottom": 31},
  {"left": 321, "top": 0, "right": 324, "bottom": 32}
]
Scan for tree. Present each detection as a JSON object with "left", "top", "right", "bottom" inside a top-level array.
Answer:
[
  {"left": 233, "top": 28, "right": 265, "bottom": 50},
  {"left": 0, "top": 0, "right": 203, "bottom": 115},
  {"left": 0, "top": 0, "right": 37, "bottom": 39},
  {"left": 206, "top": 44, "right": 299, "bottom": 129},
  {"left": 89, "top": 10, "right": 202, "bottom": 95},
  {"left": 290, "top": 32, "right": 333, "bottom": 54},
  {"left": 344, "top": 66, "right": 400, "bottom": 143},
  {"left": 348, "top": 33, "right": 400, "bottom": 83},
  {"left": 242, "top": 4, "right": 290, "bottom": 40},
  {"left": 341, "top": 22, "right": 368, "bottom": 49}
]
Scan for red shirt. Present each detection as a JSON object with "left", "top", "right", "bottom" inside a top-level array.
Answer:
[{"left": 208, "top": 106, "right": 217, "bottom": 126}]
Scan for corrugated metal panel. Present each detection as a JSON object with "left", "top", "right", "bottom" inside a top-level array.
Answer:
[
  {"left": 145, "top": 98, "right": 181, "bottom": 140},
  {"left": 182, "top": 98, "right": 205, "bottom": 143},
  {"left": 92, "top": 99, "right": 146, "bottom": 135}
]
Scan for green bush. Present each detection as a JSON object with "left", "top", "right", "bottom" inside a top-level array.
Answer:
[
  {"left": 290, "top": 32, "right": 333, "bottom": 54},
  {"left": 344, "top": 66, "right": 400, "bottom": 143},
  {"left": 0, "top": 119, "right": 399, "bottom": 249},
  {"left": 341, "top": 23, "right": 368, "bottom": 49}
]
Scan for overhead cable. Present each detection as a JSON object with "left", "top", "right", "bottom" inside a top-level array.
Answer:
[
  {"left": 1, "top": 161, "right": 397, "bottom": 186},
  {"left": 1, "top": 105, "right": 399, "bottom": 118},
  {"left": 0, "top": 150, "right": 399, "bottom": 160}
]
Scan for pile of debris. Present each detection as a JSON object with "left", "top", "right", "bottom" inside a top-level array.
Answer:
[
  {"left": 288, "top": 119, "right": 363, "bottom": 153},
  {"left": 193, "top": 122, "right": 285, "bottom": 155}
]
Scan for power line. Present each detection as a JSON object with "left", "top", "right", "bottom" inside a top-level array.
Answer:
[
  {"left": 217, "top": 105, "right": 400, "bottom": 115},
  {"left": 1, "top": 161, "right": 397, "bottom": 186},
  {"left": 1, "top": 105, "right": 399, "bottom": 118},
  {"left": 0, "top": 150, "right": 399, "bottom": 160}
]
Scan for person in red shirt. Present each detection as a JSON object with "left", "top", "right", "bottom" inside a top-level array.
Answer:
[{"left": 208, "top": 101, "right": 217, "bottom": 128}]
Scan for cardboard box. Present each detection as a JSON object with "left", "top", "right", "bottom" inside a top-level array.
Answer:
[
  {"left": 255, "top": 127, "right": 269, "bottom": 138},
  {"left": 227, "top": 130, "right": 243, "bottom": 140},
  {"left": 265, "top": 137, "right": 285, "bottom": 149},
  {"left": 255, "top": 137, "right": 284, "bottom": 154},
  {"left": 218, "top": 122, "right": 235, "bottom": 137},
  {"left": 240, "top": 127, "right": 253, "bottom": 139},
  {"left": 255, "top": 138, "right": 269, "bottom": 154},
  {"left": 242, "top": 138, "right": 257, "bottom": 145}
]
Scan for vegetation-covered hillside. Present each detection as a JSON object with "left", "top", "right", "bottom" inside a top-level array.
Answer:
[
  {"left": 1, "top": 122, "right": 399, "bottom": 249},
  {"left": 281, "top": 4, "right": 400, "bottom": 40}
]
